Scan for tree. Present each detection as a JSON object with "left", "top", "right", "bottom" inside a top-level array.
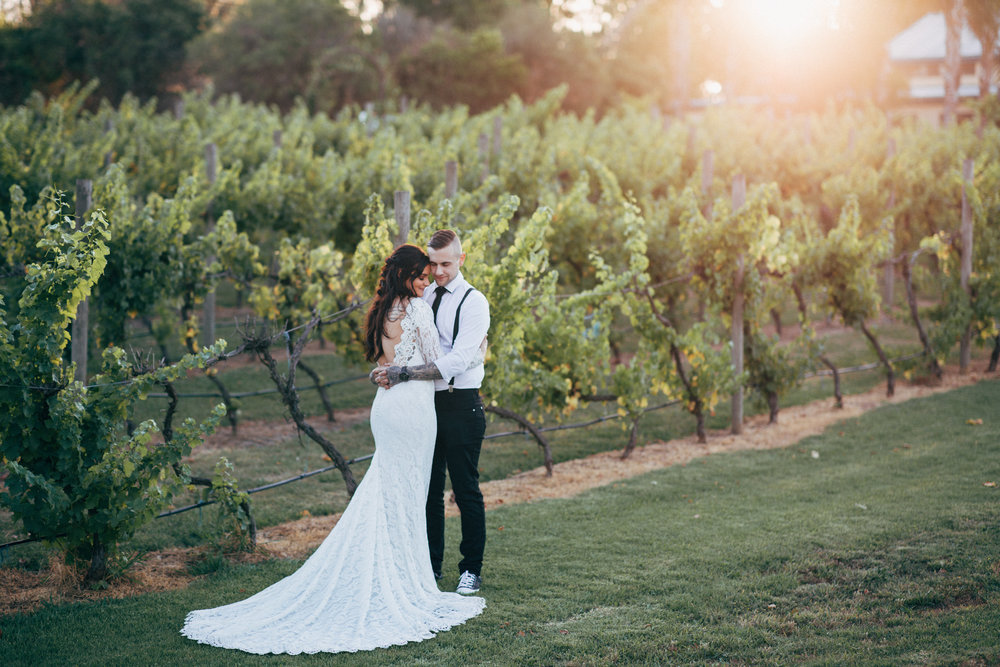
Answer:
[
  {"left": 966, "top": 0, "right": 1000, "bottom": 98},
  {"left": 1, "top": 0, "right": 204, "bottom": 106},
  {"left": 395, "top": 26, "right": 527, "bottom": 112},
  {"left": 190, "top": 0, "right": 380, "bottom": 112},
  {"left": 392, "top": 0, "right": 520, "bottom": 30},
  {"left": 498, "top": 3, "right": 615, "bottom": 114},
  {"left": 944, "top": 0, "right": 968, "bottom": 125}
]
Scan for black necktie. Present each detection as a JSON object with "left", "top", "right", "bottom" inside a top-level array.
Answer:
[{"left": 431, "top": 285, "right": 447, "bottom": 323}]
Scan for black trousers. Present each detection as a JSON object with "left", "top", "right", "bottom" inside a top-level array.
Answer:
[{"left": 426, "top": 389, "right": 486, "bottom": 577}]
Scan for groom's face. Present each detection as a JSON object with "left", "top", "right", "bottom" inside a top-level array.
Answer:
[{"left": 427, "top": 241, "right": 465, "bottom": 287}]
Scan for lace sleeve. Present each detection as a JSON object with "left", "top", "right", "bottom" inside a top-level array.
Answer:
[{"left": 408, "top": 299, "right": 443, "bottom": 364}]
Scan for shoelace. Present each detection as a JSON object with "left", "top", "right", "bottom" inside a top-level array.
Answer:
[{"left": 458, "top": 572, "right": 478, "bottom": 587}]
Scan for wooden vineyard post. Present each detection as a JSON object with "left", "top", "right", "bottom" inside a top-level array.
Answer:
[
  {"left": 445, "top": 160, "right": 458, "bottom": 199},
  {"left": 478, "top": 132, "right": 489, "bottom": 183},
  {"left": 103, "top": 118, "right": 114, "bottom": 168},
  {"left": 394, "top": 191, "right": 411, "bottom": 248},
  {"left": 731, "top": 174, "right": 746, "bottom": 435},
  {"left": 273, "top": 129, "right": 283, "bottom": 148},
  {"left": 883, "top": 139, "right": 896, "bottom": 320},
  {"left": 365, "top": 102, "right": 377, "bottom": 137},
  {"left": 697, "top": 150, "right": 714, "bottom": 321},
  {"left": 203, "top": 143, "right": 218, "bottom": 351},
  {"left": 960, "top": 158, "right": 974, "bottom": 373},
  {"left": 701, "top": 150, "right": 714, "bottom": 219},
  {"left": 72, "top": 179, "right": 93, "bottom": 384},
  {"left": 492, "top": 116, "right": 502, "bottom": 163}
]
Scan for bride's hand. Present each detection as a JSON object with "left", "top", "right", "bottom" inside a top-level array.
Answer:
[{"left": 369, "top": 364, "right": 388, "bottom": 387}]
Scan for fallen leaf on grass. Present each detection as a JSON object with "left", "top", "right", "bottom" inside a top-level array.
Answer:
[{"left": 966, "top": 418, "right": 983, "bottom": 425}]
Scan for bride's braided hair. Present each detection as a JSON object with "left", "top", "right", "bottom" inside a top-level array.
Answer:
[{"left": 363, "top": 244, "right": 430, "bottom": 363}]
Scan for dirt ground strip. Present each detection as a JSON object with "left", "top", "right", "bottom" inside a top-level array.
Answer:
[{"left": 1, "top": 366, "right": 994, "bottom": 616}]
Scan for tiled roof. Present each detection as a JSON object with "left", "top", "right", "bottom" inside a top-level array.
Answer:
[{"left": 888, "top": 11, "right": 989, "bottom": 61}]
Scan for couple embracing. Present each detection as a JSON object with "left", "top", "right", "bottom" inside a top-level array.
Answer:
[{"left": 181, "top": 230, "right": 491, "bottom": 655}]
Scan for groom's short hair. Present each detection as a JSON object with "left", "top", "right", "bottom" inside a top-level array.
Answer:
[{"left": 428, "top": 229, "right": 461, "bottom": 254}]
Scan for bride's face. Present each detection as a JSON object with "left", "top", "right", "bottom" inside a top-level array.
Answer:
[{"left": 406, "top": 268, "right": 431, "bottom": 297}]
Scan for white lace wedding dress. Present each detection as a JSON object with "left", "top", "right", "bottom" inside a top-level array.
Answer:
[{"left": 181, "top": 298, "right": 486, "bottom": 654}]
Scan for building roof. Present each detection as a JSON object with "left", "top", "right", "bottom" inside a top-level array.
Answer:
[{"left": 888, "top": 11, "right": 988, "bottom": 61}]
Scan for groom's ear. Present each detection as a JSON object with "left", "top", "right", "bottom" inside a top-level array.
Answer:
[{"left": 458, "top": 252, "right": 466, "bottom": 267}]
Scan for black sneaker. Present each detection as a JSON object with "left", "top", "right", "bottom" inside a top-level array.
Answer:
[{"left": 456, "top": 570, "right": 481, "bottom": 595}]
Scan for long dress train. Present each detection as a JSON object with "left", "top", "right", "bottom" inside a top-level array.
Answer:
[{"left": 180, "top": 298, "right": 485, "bottom": 654}]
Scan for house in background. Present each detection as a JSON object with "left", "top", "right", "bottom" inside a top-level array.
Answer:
[{"left": 887, "top": 11, "right": 997, "bottom": 124}]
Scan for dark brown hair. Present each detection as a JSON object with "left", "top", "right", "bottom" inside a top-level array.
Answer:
[
  {"left": 363, "top": 244, "right": 430, "bottom": 363},
  {"left": 428, "top": 229, "right": 460, "bottom": 251}
]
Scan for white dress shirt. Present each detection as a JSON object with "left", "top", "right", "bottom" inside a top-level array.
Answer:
[{"left": 422, "top": 271, "right": 490, "bottom": 391}]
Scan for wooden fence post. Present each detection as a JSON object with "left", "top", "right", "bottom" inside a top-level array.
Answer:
[
  {"left": 203, "top": 143, "right": 218, "bottom": 351},
  {"left": 394, "top": 191, "right": 411, "bottom": 248},
  {"left": 731, "top": 174, "right": 746, "bottom": 435},
  {"left": 444, "top": 160, "right": 458, "bottom": 199},
  {"left": 273, "top": 129, "right": 283, "bottom": 148},
  {"left": 72, "top": 179, "right": 93, "bottom": 384},
  {"left": 960, "top": 158, "right": 974, "bottom": 372}
]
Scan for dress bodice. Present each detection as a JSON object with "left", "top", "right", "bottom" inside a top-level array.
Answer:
[{"left": 393, "top": 298, "right": 442, "bottom": 368}]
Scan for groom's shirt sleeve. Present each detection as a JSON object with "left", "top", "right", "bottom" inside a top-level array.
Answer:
[{"left": 432, "top": 291, "right": 490, "bottom": 383}]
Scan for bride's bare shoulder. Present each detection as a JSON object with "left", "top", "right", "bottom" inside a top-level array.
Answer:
[{"left": 386, "top": 298, "right": 408, "bottom": 320}]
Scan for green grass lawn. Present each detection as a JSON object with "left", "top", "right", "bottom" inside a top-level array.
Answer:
[
  {"left": 2, "top": 377, "right": 997, "bottom": 665},
  {"left": 0, "top": 316, "right": 969, "bottom": 567}
]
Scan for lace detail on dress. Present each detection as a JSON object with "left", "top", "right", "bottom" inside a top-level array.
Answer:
[
  {"left": 180, "top": 295, "right": 484, "bottom": 655},
  {"left": 395, "top": 298, "right": 442, "bottom": 368}
]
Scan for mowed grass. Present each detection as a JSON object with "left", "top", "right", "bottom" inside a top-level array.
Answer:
[{"left": 1, "top": 378, "right": 998, "bottom": 665}]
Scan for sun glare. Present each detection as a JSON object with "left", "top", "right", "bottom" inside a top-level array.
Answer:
[{"left": 727, "top": 0, "right": 839, "bottom": 46}]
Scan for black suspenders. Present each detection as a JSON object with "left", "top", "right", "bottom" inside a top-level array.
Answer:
[{"left": 448, "top": 287, "right": 475, "bottom": 391}]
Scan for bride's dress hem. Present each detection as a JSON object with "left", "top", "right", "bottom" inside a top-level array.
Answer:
[{"left": 180, "top": 599, "right": 485, "bottom": 656}]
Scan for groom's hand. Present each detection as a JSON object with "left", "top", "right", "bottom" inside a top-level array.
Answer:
[{"left": 383, "top": 366, "right": 405, "bottom": 388}]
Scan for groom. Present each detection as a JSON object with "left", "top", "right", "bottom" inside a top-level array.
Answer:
[{"left": 374, "top": 229, "right": 490, "bottom": 596}]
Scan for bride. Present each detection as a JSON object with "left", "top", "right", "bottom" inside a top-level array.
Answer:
[{"left": 181, "top": 244, "right": 486, "bottom": 654}]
